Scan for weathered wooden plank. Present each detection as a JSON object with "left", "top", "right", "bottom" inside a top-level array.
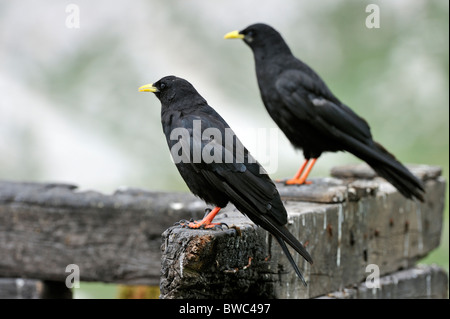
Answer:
[
  {"left": 0, "top": 164, "right": 446, "bottom": 295},
  {"left": 0, "top": 278, "right": 72, "bottom": 299},
  {"left": 159, "top": 165, "right": 446, "bottom": 298},
  {"left": 331, "top": 164, "right": 442, "bottom": 181},
  {"left": 280, "top": 177, "right": 445, "bottom": 298},
  {"left": 317, "top": 265, "right": 448, "bottom": 299},
  {"left": 279, "top": 164, "right": 439, "bottom": 203},
  {"left": 276, "top": 177, "right": 349, "bottom": 203},
  {"left": 0, "top": 181, "right": 206, "bottom": 285},
  {"left": 160, "top": 210, "right": 275, "bottom": 299}
]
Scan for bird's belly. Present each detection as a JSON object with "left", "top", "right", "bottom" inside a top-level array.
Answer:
[
  {"left": 270, "top": 112, "right": 344, "bottom": 157},
  {"left": 176, "top": 163, "right": 229, "bottom": 207}
]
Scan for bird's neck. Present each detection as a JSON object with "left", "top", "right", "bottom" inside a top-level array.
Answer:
[
  {"left": 254, "top": 50, "right": 292, "bottom": 80},
  {"left": 252, "top": 40, "right": 292, "bottom": 63},
  {"left": 161, "top": 97, "right": 208, "bottom": 119}
]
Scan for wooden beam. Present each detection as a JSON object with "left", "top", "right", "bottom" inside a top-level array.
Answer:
[
  {"left": 317, "top": 265, "right": 448, "bottom": 299},
  {"left": 0, "top": 164, "right": 446, "bottom": 297},
  {"left": 0, "top": 182, "right": 206, "bottom": 285},
  {"left": 159, "top": 164, "right": 446, "bottom": 298},
  {"left": 160, "top": 211, "right": 273, "bottom": 299}
]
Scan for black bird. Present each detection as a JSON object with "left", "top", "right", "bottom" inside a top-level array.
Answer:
[
  {"left": 225, "top": 23, "right": 425, "bottom": 202},
  {"left": 139, "top": 76, "right": 313, "bottom": 284}
]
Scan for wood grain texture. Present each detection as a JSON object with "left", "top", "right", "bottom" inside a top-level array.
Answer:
[
  {"left": 317, "top": 265, "right": 448, "bottom": 299},
  {"left": 0, "top": 182, "right": 206, "bottom": 285},
  {"left": 160, "top": 164, "right": 446, "bottom": 298},
  {"left": 0, "top": 164, "right": 446, "bottom": 298}
]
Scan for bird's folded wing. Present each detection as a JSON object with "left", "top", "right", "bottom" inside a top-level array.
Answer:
[
  {"left": 275, "top": 69, "right": 372, "bottom": 143},
  {"left": 275, "top": 70, "right": 411, "bottom": 170},
  {"left": 169, "top": 112, "right": 287, "bottom": 225},
  {"left": 201, "top": 136, "right": 287, "bottom": 224}
]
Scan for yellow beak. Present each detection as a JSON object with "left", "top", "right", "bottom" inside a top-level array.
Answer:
[
  {"left": 224, "top": 30, "right": 244, "bottom": 39},
  {"left": 138, "top": 83, "right": 158, "bottom": 93}
]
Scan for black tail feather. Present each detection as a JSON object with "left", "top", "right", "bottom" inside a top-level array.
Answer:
[
  {"left": 370, "top": 161, "right": 425, "bottom": 202},
  {"left": 220, "top": 180, "right": 313, "bottom": 282},
  {"left": 336, "top": 131, "right": 425, "bottom": 202},
  {"left": 368, "top": 142, "right": 425, "bottom": 202},
  {"left": 274, "top": 223, "right": 313, "bottom": 264},
  {"left": 258, "top": 214, "right": 312, "bottom": 284},
  {"left": 275, "top": 236, "right": 308, "bottom": 286}
]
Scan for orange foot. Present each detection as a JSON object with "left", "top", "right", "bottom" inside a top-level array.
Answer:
[
  {"left": 285, "top": 178, "right": 312, "bottom": 185},
  {"left": 176, "top": 207, "right": 227, "bottom": 230},
  {"left": 185, "top": 220, "right": 228, "bottom": 230},
  {"left": 284, "top": 158, "right": 317, "bottom": 185}
]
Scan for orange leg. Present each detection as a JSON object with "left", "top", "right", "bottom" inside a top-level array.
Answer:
[
  {"left": 187, "top": 206, "right": 222, "bottom": 229},
  {"left": 276, "top": 159, "right": 308, "bottom": 183},
  {"left": 285, "top": 158, "right": 317, "bottom": 185},
  {"left": 291, "top": 159, "right": 309, "bottom": 180}
]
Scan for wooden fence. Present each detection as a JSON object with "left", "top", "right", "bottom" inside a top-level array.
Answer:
[{"left": 0, "top": 164, "right": 447, "bottom": 298}]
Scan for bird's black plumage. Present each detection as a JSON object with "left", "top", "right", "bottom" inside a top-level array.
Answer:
[
  {"left": 140, "top": 75, "right": 312, "bottom": 284},
  {"left": 225, "top": 23, "right": 425, "bottom": 202}
]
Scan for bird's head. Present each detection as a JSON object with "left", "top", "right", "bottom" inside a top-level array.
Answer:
[
  {"left": 139, "top": 76, "right": 206, "bottom": 109},
  {"left": 224, "top": 23, "right": 291, "bottom": 57}
]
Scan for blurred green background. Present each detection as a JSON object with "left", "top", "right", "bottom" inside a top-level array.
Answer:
[{"left": 0, "top": 0, "right": 448, "bottom": 298}]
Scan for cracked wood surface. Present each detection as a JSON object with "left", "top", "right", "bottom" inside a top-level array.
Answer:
[
  {"left": 0, "top": 183, "right": 206, "bottom": 285},
  {"left": 159, "top": 164, "right": 446, "bottom": 298},
  {"left": 0, "top": 164, "right": 446, "bottom": 298}
]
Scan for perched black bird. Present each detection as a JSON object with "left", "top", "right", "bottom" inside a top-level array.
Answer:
[
  {"left": 139, "top": 76, "right": 313, "bottom": 284},
  {"left": 225, "top": 23, "right": 425, "bottom": 202}
]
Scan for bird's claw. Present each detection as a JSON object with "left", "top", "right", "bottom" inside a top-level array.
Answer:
[
  {"left": 209, "top": 222, "right": 229, "bottom": 230},
  {"left": 284, "top": 179, "right": 312, "bottom": 185},
  {"left": 174, "top": 219, "right": 228, "bottom": 230},
  {"left": 174, "top": 218, "right": 194, "bottom": 227}
]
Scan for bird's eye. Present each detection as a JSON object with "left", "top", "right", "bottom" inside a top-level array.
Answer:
[{"left": 160, "top": 83, "right": 166, "bottom": 90}]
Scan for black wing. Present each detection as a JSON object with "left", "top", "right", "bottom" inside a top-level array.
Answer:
[
  {"left": 275, "top": 69, "right": 373, "bottom": 144},
  {"left": 275, "top": 69, "right": 396, "bottom": 164},
  {"left": 172, "top": 108, "right": 287, "bottom": 226},
  {"left": 169, "top": 108, "right": 313, "bottom": 276},
  {"left": 275, "top": 69, "right": 425, "bottom": 201}
]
